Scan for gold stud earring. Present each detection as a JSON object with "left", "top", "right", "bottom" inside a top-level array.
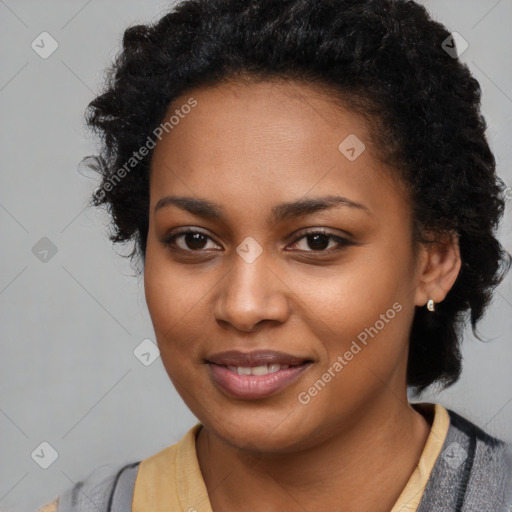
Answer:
[{"left": 427, "top": 299, "right": 435, "bottom": 312}]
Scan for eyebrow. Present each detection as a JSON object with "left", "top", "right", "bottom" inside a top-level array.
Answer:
[{"left": 154, "top": 194, "right": 372, "bottom": 222}]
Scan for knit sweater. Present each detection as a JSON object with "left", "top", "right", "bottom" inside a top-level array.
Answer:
[{"left": 39, "top": 406, "right": 512, "bottom": 511}]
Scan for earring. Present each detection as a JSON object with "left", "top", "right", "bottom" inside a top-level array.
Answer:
[{"left": 427, "top": 299, "right": 435, "bottom": 312}]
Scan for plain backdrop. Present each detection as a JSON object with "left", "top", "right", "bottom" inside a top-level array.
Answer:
[{"left": 1, "top": 1, "right": 511, "bottom": 510}]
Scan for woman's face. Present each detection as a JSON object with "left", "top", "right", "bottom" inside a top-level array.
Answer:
[{"left": 145, "top": 79, "right": 426, "bottom": 452}]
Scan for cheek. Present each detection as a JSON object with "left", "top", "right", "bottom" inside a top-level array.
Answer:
[
  {"left": 144, "top": 245, "right": 193, "bottom": 349},
  {"left": 144, "top": 238, "right": 193, "bottom": 326},
  {"left": 292, "top": 241, "right": 412, "bottom": 338},
  {"left": 143, "top": 241, "right": 218, "bottom": 375},
  {"left": 293, "top": 246, "right": 414, "bottom": 396},
  {"left": 143, "top": 253, "right": 218, "bottom": 422}
]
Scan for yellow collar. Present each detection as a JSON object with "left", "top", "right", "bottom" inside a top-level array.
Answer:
[{"left": 133, "top": 403, "right": 450, "bottom": 512}]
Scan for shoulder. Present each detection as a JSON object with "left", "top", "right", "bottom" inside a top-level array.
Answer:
[
  {"left": 37, "top": 461, "right": 140, "bottom": 512},
  {"left": 446, "top": 408, "right": 512, "bottom": 474},
  {"left": 419, "top": 406, "right": 512, "bottom": 512},
  {"left": 36, "top": 425, "right": 202, "bottom": 512}
]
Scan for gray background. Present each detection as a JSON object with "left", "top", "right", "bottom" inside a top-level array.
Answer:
[{"left": 0, "top": 1, "right": 511, "bottom": 510}]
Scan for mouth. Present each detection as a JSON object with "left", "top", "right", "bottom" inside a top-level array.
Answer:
[{"left": 206, "top": 350, "right": 313, "bottom": 400}]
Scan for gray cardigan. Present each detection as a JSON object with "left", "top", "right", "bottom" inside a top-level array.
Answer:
[{"left": 56, "top": 408, "right": 512, "bottom": 512}]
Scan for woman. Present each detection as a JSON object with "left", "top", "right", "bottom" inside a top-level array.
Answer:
[{"left": 39, "top": 0, "right": 512, "bottom": 510}]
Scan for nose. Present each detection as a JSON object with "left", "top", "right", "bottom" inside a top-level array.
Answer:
[{"left": 213, "top": 249, "right": 291, "bottom": 333}]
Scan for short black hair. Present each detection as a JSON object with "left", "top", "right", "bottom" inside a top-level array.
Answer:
[{"left": 84, "top": 0, "right": 511, "bottom": 394}]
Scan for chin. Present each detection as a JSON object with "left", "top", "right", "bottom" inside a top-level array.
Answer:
[{"left": 200, "top": 406, "right": 323, "bottom": 454}]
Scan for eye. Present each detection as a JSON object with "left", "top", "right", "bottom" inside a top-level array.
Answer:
[
  {"left": 287, "top": 229, "right": 354, "bottom": 253},
  {"left": 163, "top": 229, "right": 221, "bottom": 252}
]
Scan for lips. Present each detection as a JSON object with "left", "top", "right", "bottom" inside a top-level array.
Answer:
[
  {"left": 207, "top": 350, "right": 312, "bottom": 400},
  {"left": 207, "top": 349, "right": 310, "bottom": 367}
]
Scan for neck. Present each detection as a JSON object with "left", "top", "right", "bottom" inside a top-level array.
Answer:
[{"left": 196, "top": 397, "right": 432, "bottom": 512}]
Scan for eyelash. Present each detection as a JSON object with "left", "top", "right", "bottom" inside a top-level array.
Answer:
[{"left": 162, "top": 228, "right": 354, "bottom": 255}]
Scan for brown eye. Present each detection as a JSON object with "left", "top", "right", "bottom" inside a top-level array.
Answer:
[
  {"left": 304, "top": 233, "right": 331, "bottom": 251},
  {"left": 180, "top": 232, "right": 209, "bottom": 250},
  {"left": 288, "top": 230, "right": 354, "bottom": 253},
  {"left": 163, "top": 229, "right": 220, "bottom": 252}
]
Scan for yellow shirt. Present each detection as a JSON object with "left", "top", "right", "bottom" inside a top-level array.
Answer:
[
  {"left": 132, "top": 402, "right": 450, "bottom": 511},
  {"left": 39, "top": 403, "right": 450, "bottom": 512}
]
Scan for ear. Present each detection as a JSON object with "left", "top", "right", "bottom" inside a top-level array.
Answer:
[{"left": 413, "top": 231, "right": 462, "bottom": 308}]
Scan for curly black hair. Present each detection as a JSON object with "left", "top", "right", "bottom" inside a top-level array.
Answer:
[{"left": 84, "top": 0, "right": 511, "bottom": 394}]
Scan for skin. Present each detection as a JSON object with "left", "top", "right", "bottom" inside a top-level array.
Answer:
[{"left": 144, "top": 79, "right": 461, "bottom": 511}]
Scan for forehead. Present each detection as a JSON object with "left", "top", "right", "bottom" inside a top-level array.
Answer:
[
  {"left": 163, "top": 78, "right": 373, "bottom": 146},
  {"left": 149, "top": 79, "right": 410, "bottom": 223}
]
